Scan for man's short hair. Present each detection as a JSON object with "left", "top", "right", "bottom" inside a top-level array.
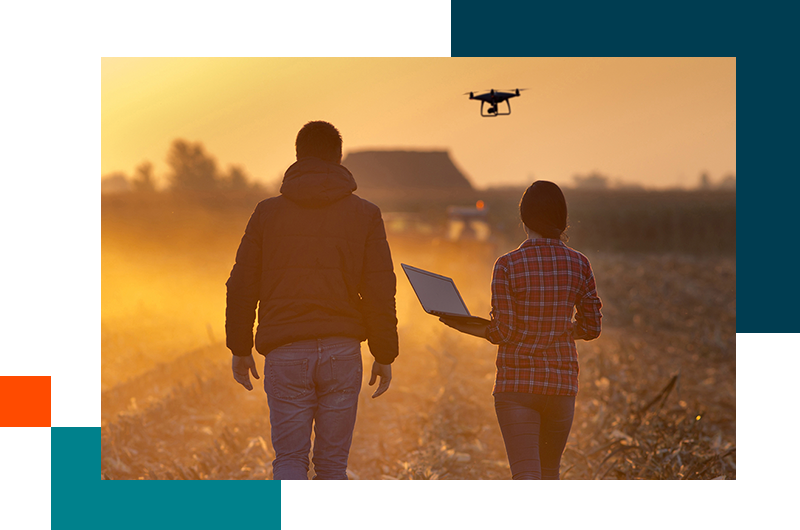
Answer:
[{"left": 295, "top": 121, "right": 343, "bottom": 163}]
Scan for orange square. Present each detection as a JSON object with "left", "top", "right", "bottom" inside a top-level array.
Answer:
[{"left": 0, "top": 376, "right": 51, "bottom": 427}]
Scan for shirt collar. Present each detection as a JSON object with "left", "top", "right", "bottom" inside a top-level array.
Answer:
[{"left": 519, "top": 237, "right": 564, "bottom": 249}]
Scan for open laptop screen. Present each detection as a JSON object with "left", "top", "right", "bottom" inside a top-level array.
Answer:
[{"left": 401, "top": 263, "right": 472, "bottom": 317}]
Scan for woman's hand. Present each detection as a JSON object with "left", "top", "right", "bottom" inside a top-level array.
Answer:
[{"left": 439, "top": 317, "right": 489, "bottom": 340}]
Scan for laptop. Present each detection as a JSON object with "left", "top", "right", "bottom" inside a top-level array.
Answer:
[{"left": 401, "top": 263, "right": 490, "bottom": 325}]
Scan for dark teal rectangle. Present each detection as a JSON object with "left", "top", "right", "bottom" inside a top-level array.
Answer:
[
  {"left": 452, "top": 4, "right": 788, "bottom": 332},
  {"left": 52, "top": 428, "right": 280, "bottom": 529}
]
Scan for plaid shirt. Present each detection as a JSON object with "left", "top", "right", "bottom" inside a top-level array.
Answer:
[{"left": 486, "top": 238, "right": 602, "bottom": 396}]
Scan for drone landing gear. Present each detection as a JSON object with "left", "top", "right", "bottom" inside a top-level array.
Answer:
[{"left": 480, "top": 100, "right": 511, "bottom": 117}]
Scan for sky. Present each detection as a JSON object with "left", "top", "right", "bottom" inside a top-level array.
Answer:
[{"left": 102, "top": 57, "right": 735, "bottom": 190}]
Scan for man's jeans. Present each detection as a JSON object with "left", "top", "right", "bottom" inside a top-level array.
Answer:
[{"left": 263, "top": 337, "right": 362, "bottom": 480}]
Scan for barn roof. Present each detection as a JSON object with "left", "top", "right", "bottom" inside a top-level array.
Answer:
[{"left": 342, "top": 150, "right": 474, "bottom": 191}]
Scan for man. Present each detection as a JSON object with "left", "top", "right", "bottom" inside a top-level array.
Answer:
[{"left": 225, "top": 121, "right": 398, "bottom": 480}]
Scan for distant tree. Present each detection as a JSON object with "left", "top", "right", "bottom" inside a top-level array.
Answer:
[
  {"left": 718, "top": 173, "right": 736, "bottom": 190},
  {"left": 613, "top": 178, "right": 644, "bottom": 191},
  {"left": 101, "top": 172, "right": 130, "bottom": 194},
  {"left": 698, "top": 171, "right": 711, "bottom": 189},
  {"left": 223, "top": 164, "right": 250, "bottom": 191},
  {"left": 132, "top": 161, "right": 156, "bottom": 192},
  {"left": 166, "top": 139, "right": 219, "bottom": 191},
  {"left": 573, "top": 172, "right": 609, "bottom": 190}
]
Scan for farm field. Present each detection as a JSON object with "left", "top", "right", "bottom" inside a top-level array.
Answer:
[{"left": 101, "top": 193, "right": 735, "bottom": 480}]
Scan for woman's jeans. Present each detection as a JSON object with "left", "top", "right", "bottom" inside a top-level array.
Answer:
[
  {"left": 494, "top": 392, "right": 576, "bottom": 480},
  {"left": 263, "top": 337, "right": 362, "bottom": 480}
]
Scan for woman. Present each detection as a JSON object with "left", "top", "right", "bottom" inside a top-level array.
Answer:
[{"left": 441, "top": 181, "right": 602, "bottom": 480}]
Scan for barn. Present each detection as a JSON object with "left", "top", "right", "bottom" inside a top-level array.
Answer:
[{"left": 342, "top": 150, "right": 475, "bottom": 193}]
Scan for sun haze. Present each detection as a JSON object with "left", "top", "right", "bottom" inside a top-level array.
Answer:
[{"left": 102, "top": 57, "right": 735, "bottom": 190}]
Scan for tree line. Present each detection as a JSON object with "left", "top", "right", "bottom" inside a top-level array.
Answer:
[
  {"left": 572, "top": 170, "right": 735, "bottom": 191},
  {"left": 102, "top": 139, "right": 263, "bottom": 194}
]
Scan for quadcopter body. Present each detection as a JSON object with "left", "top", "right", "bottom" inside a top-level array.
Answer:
[{"left": 466, "top": 88, "right": 525, "bottom": 117}]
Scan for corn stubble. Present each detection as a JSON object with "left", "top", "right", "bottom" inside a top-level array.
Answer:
[{"left": 102, "top": 197, "right": 735, "bottom": 480}]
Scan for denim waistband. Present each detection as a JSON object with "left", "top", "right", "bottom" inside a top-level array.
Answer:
[{"left": 274, "top": 336, "right": 361, "bottom": 351}]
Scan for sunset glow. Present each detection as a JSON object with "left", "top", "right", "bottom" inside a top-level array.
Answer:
[
  {"left": 101, "top": 56, "right": 736, "bottom": 483},
  {"left": 102, "top": 57, "right": 735, "bottom": 190}
]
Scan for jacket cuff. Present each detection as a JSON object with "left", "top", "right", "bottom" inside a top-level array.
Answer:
[{"left": 373, "top": 352, "right": 397, "bottom": 365}]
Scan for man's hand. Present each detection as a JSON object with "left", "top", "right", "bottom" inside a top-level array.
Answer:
[
  {"left": 368, "top": 361, "right": 392, "bottom": 399},
  {"left": 232, "top": 354, "right": 260, "bottom": 391}
]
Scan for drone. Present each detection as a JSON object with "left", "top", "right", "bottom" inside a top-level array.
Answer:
[{"left": 465, "top": 88, "right": 527, "bottom": 117}]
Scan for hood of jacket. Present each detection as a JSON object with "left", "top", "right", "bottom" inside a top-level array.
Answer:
[{"left": 280, "top": 157, "right": 357, "bottom": 207}]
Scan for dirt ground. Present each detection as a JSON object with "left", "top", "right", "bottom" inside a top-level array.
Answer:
[{"left": 101, "top": 230, "right": 735, "bottom": 480}]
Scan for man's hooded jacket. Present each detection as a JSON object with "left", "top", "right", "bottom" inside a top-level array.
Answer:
[{"left": 225, "top": 157, "right": 399, "bottom": 364}]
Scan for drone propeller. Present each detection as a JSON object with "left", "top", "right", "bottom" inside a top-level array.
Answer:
[{"left": 461, "top": 88, "right": 530, "bottom": 96}]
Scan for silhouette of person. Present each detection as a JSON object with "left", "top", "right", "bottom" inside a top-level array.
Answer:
[
  {"left": 225, "top": 121, "right": 398, "bottom": 480},
  {"left": 441, "top": 181, "right": 602, "bottom": 479}
]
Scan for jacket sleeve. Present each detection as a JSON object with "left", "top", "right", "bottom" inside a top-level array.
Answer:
[
  {"left": 225, "top": 204, "right": 264, "bottom": 357},
  {"left": 572, "top": 262, "right": 602, "bottom": 340},
  {"left": 358, "top": 207, "right": 399, "bottom": 364}
]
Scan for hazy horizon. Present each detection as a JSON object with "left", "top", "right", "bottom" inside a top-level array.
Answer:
[{"left": 102, "top": 57, "right": 736, "bottom": 191}]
